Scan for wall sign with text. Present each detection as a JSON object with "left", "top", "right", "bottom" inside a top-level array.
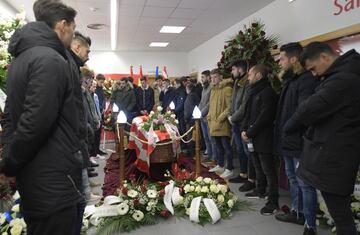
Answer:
[{"left": 334, "top": 0, "right": 360, "bottom": 15}]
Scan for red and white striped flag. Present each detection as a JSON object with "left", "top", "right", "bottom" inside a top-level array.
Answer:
[{"left": 162, "top": 66, "right": 168, "bottom": 79}]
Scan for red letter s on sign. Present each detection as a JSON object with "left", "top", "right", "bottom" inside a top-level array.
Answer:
[{"left": 334, "top": 0, "right": 343, "bottom": 15}]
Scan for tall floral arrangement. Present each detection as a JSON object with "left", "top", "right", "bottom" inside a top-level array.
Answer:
[
  {"left": 0, "top": 12, "right": 26, "bottom": 92},
  {"left": 217, "top": 20, "right": 281, "bottom": 91}
]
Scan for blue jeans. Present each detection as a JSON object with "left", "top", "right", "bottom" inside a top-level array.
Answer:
[
  {"left": 283, "top": 156, "right": 301, "bottom": 212},
  {"left": 297, "top": 173, "right": 317, "bottom": 229},
  {"left": 213, "top": 136, "right": 233, "bottom": 170},
  {"left": 232, "top": 124, "right": 248, "bottom": 174},
  {"left": 201, "top": 119, "right": 218, "bottom": 161}
]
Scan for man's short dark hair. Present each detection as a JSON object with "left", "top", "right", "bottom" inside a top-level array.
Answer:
[
  {"left": 175, "top": 77, "right": 184, "bottom": 85},
  {"left": 33, "top": 0, "right": 77, "bottom": 28},
  {"left": 186, "top": 83, "right": 195, "bottom": 92},
  {"left": 155, "top": 75, "right": 164, "bottom": 81},
  {"left": 127, "top": 77, "right": 134, "bottom": 83},
  {"left": 251, "top": 64, "right": 269, "bottom": 78},
  {"left": 140, "top": 76, "right": 147, "bottom": 81},
  {"left": 96, "top": 74, "right": 105, "bottom": 81},
  {"left": 73, "top": 31, "right": 91, "bottom": 47},
  {"left": 280, "top": 42, "right": 303, "bottom": 59},
  {"left": 210, "top": 68, "right": 221, "bottom": 76},
  {"left": 120, "top": 77, "right": 127, "bottom": 82},
  {"left": 231, "top": 60, "right": 248, "bottom": 72},
  {"left": 300, "top": 42, "right": 336, "bottom": 67},
  {"left": 201, "top": 70, "right": 210, "bottom": 77},
  {"left": 163, "top": 79, "right": 170, "bottom": 84}
]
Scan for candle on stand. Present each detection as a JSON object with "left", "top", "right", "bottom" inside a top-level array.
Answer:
[
  {"left": 116, "top": 110, "right": 127, "bottom": 186},
  {"left": 192, "top": 105, "right": 202, "bottom": 178},
  {"left": 169, "top": 101, "right": 175, "bottom": 111}
]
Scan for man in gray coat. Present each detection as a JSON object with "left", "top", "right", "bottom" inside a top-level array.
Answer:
[{"left": 198, "top": 70, "right": 217, "bottom": 162}]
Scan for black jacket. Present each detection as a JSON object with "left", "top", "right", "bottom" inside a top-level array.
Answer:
[
  {"left": 160, "top": 87, "right": 175, "bottom": 111},
  {"left": 184, "top": 91, "right": 200, "bottom": 124},
  {"left": 136, "top": 86, "right": 155, "bottom": 114},
  {"left": 273, "top": 70, "right": 318, "bottom": 157},
  {"left": 242, "top": 78, "right": 278, "bottom": 153},
  {"left": 285, "top": 50, "right": 360, "bottom": 195},
  {"left": 173, "top": 86, "right": 187, "bottom": 117},
  {"left": 0, "top": 22, "right": 84, "bottom": 218}
]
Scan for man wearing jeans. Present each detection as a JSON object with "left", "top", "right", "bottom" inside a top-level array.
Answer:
[
  {"left": 198, "top": 70, "right": 217, "bottom": 162},
  {"left": 208, "top": 69, "right": 234, "bottom": 179},
  {"left": 274, "top": 43, "right": 318, "bottom": 234},
  {"left": 228, "top": 60, "right": 251, "bottom": 184},
  {"left": 285, "top": 42, "right": 360, "bottom": 235}
]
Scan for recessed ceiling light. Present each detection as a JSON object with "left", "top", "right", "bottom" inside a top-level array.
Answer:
[
  {"left": 111, "top": 0, "right": 118, "bottom": 51},
  {"left": 160, "top": 26, "right": 186, "bottom": 34},
  {"left": 289, "top": 0, "right": 295, "bottom": 2},
  {"left": 87, "top": 23, "right": 108, "bottom": 30},
  {"left": 149, "top": 42, "right": 169, "bottom": 47}
]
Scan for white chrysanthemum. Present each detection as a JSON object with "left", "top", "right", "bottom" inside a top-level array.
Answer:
[
  {"left": 203, "top": 177, "right": 212, "bottom": 184},
  {"left": 146, "top": 206, "right": 152, "bottom": 211},
  {"left": 10, "top": 224, "right": 22, "bottom": 235},
  {"left": 132, "top": 210, "right": 144, "bottom": 222},
  {"left": 183, "top": 184, "right": 191, "bottom": 193},
  {"left": 210, "top": 184, "right": 220, "bottom": 194},
  {"left": 117, "top": 202, "right": 129, "bottom": 215},
  {"left": 217, "top": 184, "right": 228, "bottom": 194},
  {"left": 190, "top": 186, "right": 195, "bottom": 192},
  {"left": 195, "top": 177, "right": 203, "bottom": 182},
  {"left": 157, "top": 106, "right": 163, "bottom": 112},
  {"left": 175, "top": 120, "right": 179, "bottom": 124},
  {"left": 11, "top": 204, "right": 20, "bottom": 213},
  {"left": 128, "top": 190, "right": 139, "bottom": 198},
  {"left": 0, "top": 214, "right": 6, "bottom": 225},
  {"left": 195, "top": 186, "right": 201, "bottom": 193},
  {"left": 201, "top": 186, "right": 209, "bottom": 193},
  {"left": 170, "top": 114, "right": 176, "bottom": 119},
  {"left": 9, "top": 218, "right": 22, "bottom": 227},
  {"left": 217, "top": 195, "right": 225, "bottom": 203},
  {"left": 146, "top": 189, "right": 157, "bottom": 199},
  {"left": 227, "top": 199, "right": 234, "bottom": 208},
  {"left": 185, "top": 208, "right": 190, "bottom": 215}
]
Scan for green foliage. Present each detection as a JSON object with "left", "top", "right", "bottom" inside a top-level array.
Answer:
[
  {"left": 217, "top": 20, "right": 281, "bottom": 92},
  {"left": 0, "top": 12, "right": 26, "bottom": 93}
]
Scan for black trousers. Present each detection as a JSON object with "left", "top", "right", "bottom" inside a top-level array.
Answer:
[
  {"left": 25, "top": 205, "right": 79, "bottom": 235},
  {"left": 94, "top": 125, "right": 102, "bottom": 155},
  {"left": 321, "top": 191, "right": 357, "bottom": 235},
  {"left": 252, "top": 152, "right": 279, "bottom": 202}
]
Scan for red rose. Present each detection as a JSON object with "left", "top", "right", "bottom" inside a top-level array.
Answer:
[
  {"left": 252, "top": 22, "right": 259, "bottom": 28},
  {"left": 160, "top": 210, "right": 171, "bottom": 218},
  {"left": 140, "top": 186, "right": 147, "bottom": 193},
  {"left": 159, "top": 181, "right": 169, "bottom": 186},
  {"left": 159, "top": 189, "right": 165, "bottom": 197},
  {"left": 121, "top": 187, "right": 128, "bottom": 195},
  {"left": 224, "top": 45, "right": 227, "bottom": 49},
  {"left": 133, "top": 198, "right": 140, "bottom": 206}
]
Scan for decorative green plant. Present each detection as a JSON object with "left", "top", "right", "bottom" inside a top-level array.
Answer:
[
  {"left": 0, "top": 12, "right": 26, "bottom": 92},
  {"left": 217, "top": 20, "right": 281, "bottom": 92}
]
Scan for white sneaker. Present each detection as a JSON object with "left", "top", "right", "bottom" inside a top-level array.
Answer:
[
  {"left": 96, "top": 154, "right": 106, "bottom": 160},
  {"left": 220, "top": 169, "right": 234, "bottom": 179},
  {"left": 90, "top": 157, "right": 98, "bottom": 165},
  {"left": 209, "top": 165, "right": 224, "bottom": 173}
]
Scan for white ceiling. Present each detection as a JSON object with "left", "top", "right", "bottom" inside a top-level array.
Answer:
[{"left": 6, "top": 0, "right": 274, "bottom": 52}]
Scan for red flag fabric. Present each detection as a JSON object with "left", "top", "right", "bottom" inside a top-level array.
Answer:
[
  {"left": 163, "top": 66, "right": 168, "bottom": 79},
  {"left": 130, "top": 65, "right": 134, "bottom": 77},
  {"left": 139, "top": 65, "right": 143, "bottom": 77}
]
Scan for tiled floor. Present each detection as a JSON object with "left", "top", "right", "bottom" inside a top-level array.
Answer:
[{"left": 87, "top": 148, "right": 332, "bottom": 235}]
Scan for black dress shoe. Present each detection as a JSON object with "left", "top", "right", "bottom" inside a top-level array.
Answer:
[
  {"left": 239, "top": 181, "right": 255, "bottom": 192},
  {"left": 88, "top": 172, "right": 98, "bottom": 178},
  {"left": 275, "top": 210, "right": 305, "bottom": 225},
  {"left": 98, "top": 150, "right": 107, "bottom": 156},
  {"left": 229, "top": 175, "right": 248, "bottom": 183}
]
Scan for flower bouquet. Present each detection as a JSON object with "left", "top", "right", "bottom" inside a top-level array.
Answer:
[
  {"left": 92, "top": 178, "right": 168, "bottom": 234},
  {"left": 172, "top": 176, "right": 247, "bottom": 225},
  {"left": 139, "top": 106, "right": 178, "bottom": 132},
  {"left": 0, "top": 191, "right": 26, "bottom": 235},
  {"left": 0, "top": 11, "right": 26, "bottom": 92}
]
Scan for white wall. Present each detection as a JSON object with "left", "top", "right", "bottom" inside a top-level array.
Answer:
[
  {"left": 88, "top": 51, "right": 188, "bottom": 77},
  {"left": 188, "top": 0, "right": 360, "bottom": 76}
]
